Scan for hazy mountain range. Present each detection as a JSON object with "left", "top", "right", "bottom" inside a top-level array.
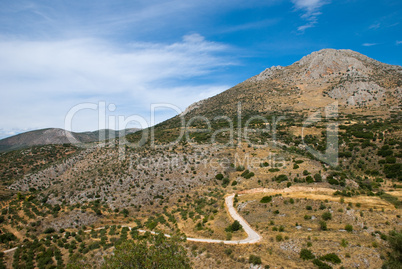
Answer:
[{"left": 0, "top": 128, "right": 139, "bottom": 152}]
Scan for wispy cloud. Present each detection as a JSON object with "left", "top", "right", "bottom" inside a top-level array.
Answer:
[
  {"left": 0, "top": 34, "right": 233, "bottom": 133},
  {"left": 369, "top": 23, "right": 381, "bottom": 30},
  {"left": 291, "top": 0, "right": 330, "bottom": 32},
  {"left": 396, "top": 41, "right": 402, "bottom": 45},
  {"left": 362, "top": 43, "right": 378, "bottom": 47},
  {"left": 218, "top": 18, "right": 280, "bottom": 34}
]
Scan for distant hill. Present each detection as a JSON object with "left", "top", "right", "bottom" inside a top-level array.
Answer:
[{"left": 0, "top": 128, "right": 139, "bottom": 152}]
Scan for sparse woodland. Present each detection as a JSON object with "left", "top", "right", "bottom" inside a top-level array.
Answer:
[{"left": 0, "top": 49, "right": 401, "bottom": 268}]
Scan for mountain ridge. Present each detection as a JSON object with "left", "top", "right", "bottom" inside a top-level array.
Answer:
[
  {"left": 180, "top": 48, "right": 402, "bottom": 119},
  {"left": 0, "top": 127, "right": 140, "bottom": 152}
]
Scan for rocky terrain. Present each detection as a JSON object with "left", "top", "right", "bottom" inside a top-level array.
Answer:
[{"left": 0, "top": 49, "right": 401, "bottom": 269}]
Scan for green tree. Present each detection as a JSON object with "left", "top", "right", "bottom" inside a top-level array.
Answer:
[
  {"left": 382, "top": 231, "right": 402, "bottom": 269},
  {"left": 121, "top": 209, "right": 129, "bottom": 218},
  {"left": 249, "top": 255, "right": 262, "bottom": 265},
  {"left": 226, "top": 220, "right": 242, "bottom": 232},
  {"left": 102, "top": 233, "right": 191, "bottom": 269},
  {"left": 322, "top": 212, "right": 332, "bottom": 221},
  {"left": 320, "top": 221, "right": 327, "bottom": 231},
  {"left": 260, "top": 196, "right": 272, "bottom": 203},
  {"left": 300, "top": 249, "right": 315, "bottom": 260}
]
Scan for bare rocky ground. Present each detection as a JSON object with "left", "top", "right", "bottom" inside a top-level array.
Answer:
[{"left": 1, "top": 49, "right": 401, "bottom": 268}]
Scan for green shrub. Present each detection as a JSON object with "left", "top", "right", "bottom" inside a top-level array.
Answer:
[
  {"left": 0, "top": 233, "right": 16, "bottom": 243},
  {"left": 44, "top": 228, "right": 56, "bottom": 234},
  {"left": 345, "top": 224, "right": 353, "bottom": 232},
  {"left": 215, "top": 173, "right": 224, "bottom": 180},
  {"left": 314, "top": 174, "right": 322, "bottom": 182},
  {"left": 320, "top": 253, "right": 341, "bottom": 264},
  {"left": 382, "top": 231, "right": 402, "bottom": 268},
  {"left": 249, "top": 254, "right": 262, "bottom": 265},
  {"left": 328, "top": 178, "right": 339, "bottom": 185},
  {"left": 340, "top": 239, "right": 348, "bottom": 247},
  {"left": 384, "top": 164, "right": 402, "bottom": 179},
  {"left": 276, "top": 174, "right": 288, "bottom": 182},
  {"left": 260, "top": 196, "right": 272, "bottom": 203},
  {"left": 322, "top": 212, "right": 332, "bottom": 221},
  {"left": 241, "top": 170, "right": 255, "bottom": 179},
  {"left": 313, "top": 259, "right": 333, "bottom": 269},
  {"left": 306, "top": 176, "right": 314, "bottom": 183},
  {"left": 236, "top": 165, "right": 245, "bottom": 171},
  {"left": 224, "top": 248, "right": 233, "bottom": 256},
  {"left": 320, "top": 221, "right": 327, "bottom": 231},
  {"left": 102, "top": 233, "right": 191, "bottom": 268},
  {"left": 225, "top": 220, "right": 242, "bottom": 232},
  {"left": 300, "top": 249, "right": 315, "bottom": 260}
]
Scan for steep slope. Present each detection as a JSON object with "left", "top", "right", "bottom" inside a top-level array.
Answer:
[
  {"left": 181, "top": 49, "right": 402, "bottom": 119},
  {"left": 126, "top": 49, "right": 401, "bottom": 147},
  {"left": 0, "top": 128, "right": 139, "bottom": 152},
  {"left": 1, "top": 49, "right": 401, "bottom": 269}
]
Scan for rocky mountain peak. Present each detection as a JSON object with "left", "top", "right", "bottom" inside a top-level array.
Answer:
[{"left": 294, "top": 49, "right": 372, "bottom": 80}]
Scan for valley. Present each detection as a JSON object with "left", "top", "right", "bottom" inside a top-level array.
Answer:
[{"left": 0, "top": 49, "right": 401, "bottom": 269}]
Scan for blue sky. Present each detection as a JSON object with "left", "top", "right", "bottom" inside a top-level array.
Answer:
[{"left": 0, "top": 0, "right": 401, "bottom": 138}]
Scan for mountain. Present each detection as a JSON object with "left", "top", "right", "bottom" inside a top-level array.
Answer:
[
  {"left": 1, "top": 49, "right": 401, "bottom": 269},
  {"left": 127, "top": 49, "right": 402, "bottom": 146},
  {"left": 0, "top": 128, "right": 139, "bottom": 152},
  {"left": 181, "top": 49, "right": 402, "bottom": 118}
]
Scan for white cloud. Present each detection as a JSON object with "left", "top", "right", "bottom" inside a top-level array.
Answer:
[
  {"left": 291, "top": 0, "right": 330, "bottom": 32},
  {"left": 369, "top": 23, "right": 381, "bottom": 30},
  {"left": 362, "top": 43, "right": 378, "bottom": 47},
  {"left": 0, "top": 34, "right": 233, "bottom": 135},
  {"left": 396, "top": 41, "right": 402, "bottom": 45}
]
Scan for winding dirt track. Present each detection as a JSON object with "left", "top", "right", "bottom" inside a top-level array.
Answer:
[
  {"left": 3, "top": 186, "right": 350, "bottom": 253},
  {"left": 185, "top": 193, "right": 261, "bottom": 244},
  {"left": 2, "top": 193, "right": 261, "bottom": 254},
  {"left": 124, "top": 193, "right": 261, "bottom": 244}
]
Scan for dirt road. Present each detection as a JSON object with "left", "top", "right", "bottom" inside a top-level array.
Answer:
[
  {"left": 185, "top": 193, "right": 261, "bottom": 244},
  {"left": 2, "top": 192, "right": 261, "bottom": 254}
]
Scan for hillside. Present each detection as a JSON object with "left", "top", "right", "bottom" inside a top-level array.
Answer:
[
  {"left": 188, "top": 49, "right": 402, "bottom": 115},
  {"left": 0, "top": 49, "right": 401, "bottom": 269},
  {"left": 0, "top": 128, "right": 139, "bottom": 153}
]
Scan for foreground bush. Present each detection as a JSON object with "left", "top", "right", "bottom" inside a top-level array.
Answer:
[{"left": 102, "top": 233, "right": 191, "bottom": 269}]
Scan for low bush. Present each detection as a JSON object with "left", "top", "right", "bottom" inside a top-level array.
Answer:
[
  {"left": 300, "top": 249, "right": 315, "bottom": 260},
  {"left": 249, "top": 255, "right": 262, "bottom": 265},
  {"left": 322, "top": 212, "right": 332, "bottom": 221},
  {"left": 320, "top": 253, "right": 341, "bottom": 264},
  {"left": 260, "top": 196, "right": 272, "bottom": 203}
]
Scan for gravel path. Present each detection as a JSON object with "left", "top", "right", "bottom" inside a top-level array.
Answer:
[
  {"left": 185, "top": 193, "right": 261, "bottom": 244},
  {"left": 2, "top": 193, "right": 262, "bottom": 254}
]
